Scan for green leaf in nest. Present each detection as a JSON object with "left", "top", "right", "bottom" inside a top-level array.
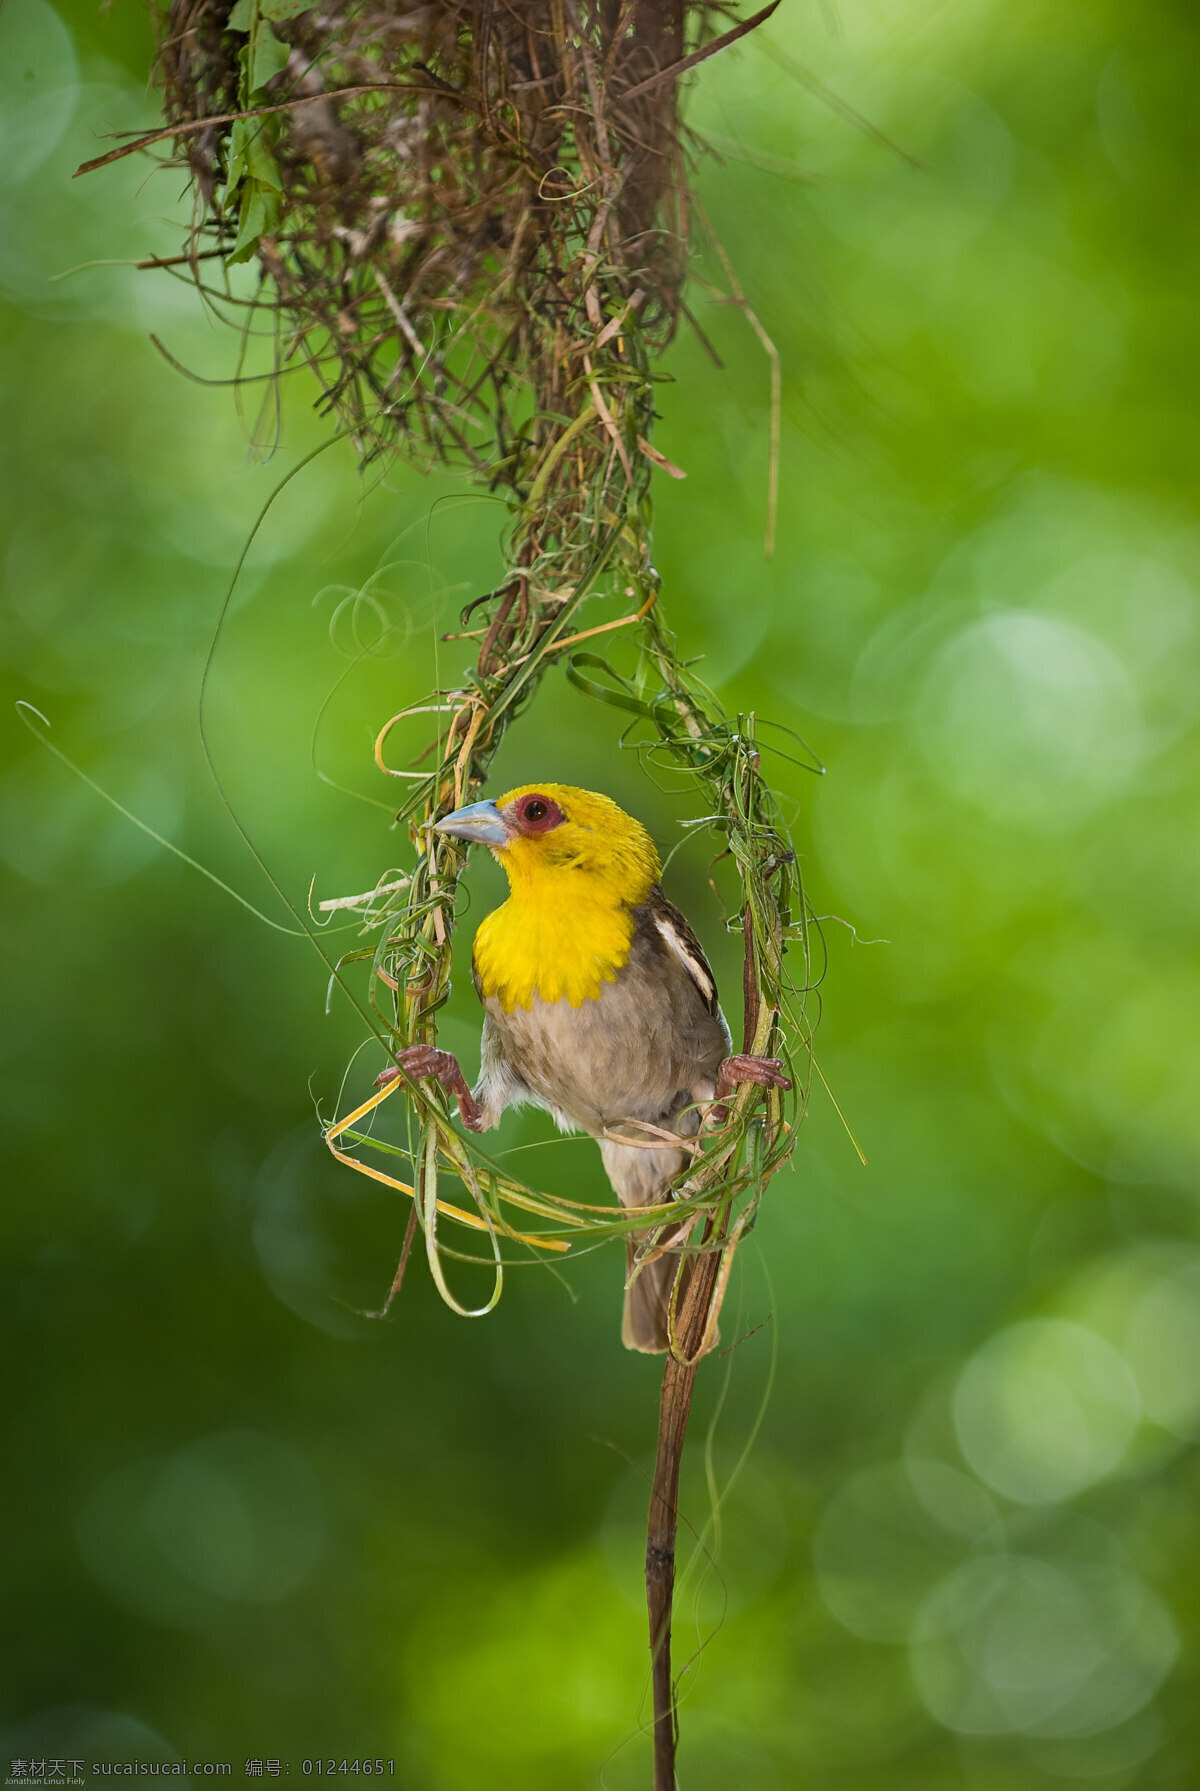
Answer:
[
  {"left": 566, "top": 652, "right": 658, "bottom": 719},
  {"left": 250, "top": 21, "right": 290, "bottom": 91},
  {"left": 227, "top": 179, "right": 283, "bottom": 264},
  {"left": 227, "top": 12, "right": 291, "bottom": 91},
  {"left": 260, "top": 0, "right": 313, "bottom": 18},
  {"left": 227, "top": 114, "right": 283, "bottom": 194}
]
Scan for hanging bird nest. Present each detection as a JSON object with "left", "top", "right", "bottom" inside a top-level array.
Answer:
[
  {"left": 154, "top": 0, "right": 742, "bottom": 480},
  {"left": 88, "top": 0, "right": 811, "bottom": 1328}
]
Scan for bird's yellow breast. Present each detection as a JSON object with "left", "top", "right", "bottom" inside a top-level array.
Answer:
[{"left": 473, "top": 887, "right": 636, "bottom": 1011}]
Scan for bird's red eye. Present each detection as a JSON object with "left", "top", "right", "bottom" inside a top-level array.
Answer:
[{"left": 517, "top": 793, "right": 562, "bottom": 831}]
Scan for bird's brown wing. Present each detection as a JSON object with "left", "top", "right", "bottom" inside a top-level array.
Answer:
[{"left": 641, "top": 885, "right": 721, "bottom": 1018}]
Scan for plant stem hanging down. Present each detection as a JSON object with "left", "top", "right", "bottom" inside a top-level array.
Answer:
[
  {"left": 644, "top": 872, "right": 779, "bottom": 1790},
  {"left": 646, "top": 1248, "right": 725, "bottom": 1787}
]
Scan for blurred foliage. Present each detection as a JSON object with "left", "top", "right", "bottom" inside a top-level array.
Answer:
[{"left": 3, "top": 0, "right": 1199, "bottom": 1786}]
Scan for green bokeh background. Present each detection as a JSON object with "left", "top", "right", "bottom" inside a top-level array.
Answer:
[{"left": 3, "top": 0, "right": 1198, "bottom": 1784}]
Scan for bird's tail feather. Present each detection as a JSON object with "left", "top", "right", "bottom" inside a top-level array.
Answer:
[
  {"left": 622, "top": 1242, "right": 678, "bottom": 1353},
  {"left": 602, "top": 1136, "right": 718, "bottom": 1356}
]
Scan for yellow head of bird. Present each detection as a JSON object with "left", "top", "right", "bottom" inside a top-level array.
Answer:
[{"left": 435, "top": 783, "right": 660, "bottom": 908}]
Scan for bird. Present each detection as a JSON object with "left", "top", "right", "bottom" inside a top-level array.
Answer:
[{"left": 378, "top": 783, "right": 790, "bottom": 1352}]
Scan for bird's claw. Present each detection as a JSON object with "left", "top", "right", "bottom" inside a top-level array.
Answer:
[
  {"left": 710, "top": 1053, "right": 791, "bottom": 1122},
  {"left": 376, "top": 1045, "right": 485, "bottom": 1132}
]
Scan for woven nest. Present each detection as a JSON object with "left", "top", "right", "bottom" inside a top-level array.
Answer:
[{"left": 155, "top": 0, "right": 745, "bottom": 485}]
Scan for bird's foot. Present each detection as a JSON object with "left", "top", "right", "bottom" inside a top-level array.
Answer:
[
  {"left": 376, "top": 1045, "right": 485, "bottom": 1133},
  {"left": 711, "top": 1053, "right": 791, "bottom": 1123}
]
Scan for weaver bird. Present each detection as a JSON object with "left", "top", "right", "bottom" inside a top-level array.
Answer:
[{"left": 379, "top": 784, "right": 790, "bottom": 1352}]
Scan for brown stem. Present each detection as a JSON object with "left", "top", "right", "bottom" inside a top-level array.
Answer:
[
  {"left": 644, "top": 913, "right": 759, "bottom": 1788},
  {"left": 645, "top": 1246, "right": 722, "bottom": 1789}
]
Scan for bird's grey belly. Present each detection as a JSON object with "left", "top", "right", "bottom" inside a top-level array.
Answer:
[{"left": 479, "top": 960, "right": 729, "bottom": 1138}]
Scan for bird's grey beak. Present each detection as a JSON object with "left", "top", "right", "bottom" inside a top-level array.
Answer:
[{"left": 434, "top": 798, "right": 510, "bottom": 847}]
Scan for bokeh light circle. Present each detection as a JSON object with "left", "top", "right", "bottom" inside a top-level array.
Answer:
[
  {"left": 952, "top": 1320, "right": 1140, "bottom": 1504},
  {"left": 0, "top": 0, "right": 79, "bottom": 184},
  {"left": 909, "top": 1554, "right": 1177, "bottom": 1739},
  {"left": 76, "top": 1430, "right": 326, "bottom": 1628},
  {"left": 1124, "top": 1257, "right": 1200, "bottom": 1438},
  {"left": 919, "top": 610, "right": 1141, "bottom": 829},
  {"left": 813, "top": 1460, "right": 1002, "bottom": 1644}
]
